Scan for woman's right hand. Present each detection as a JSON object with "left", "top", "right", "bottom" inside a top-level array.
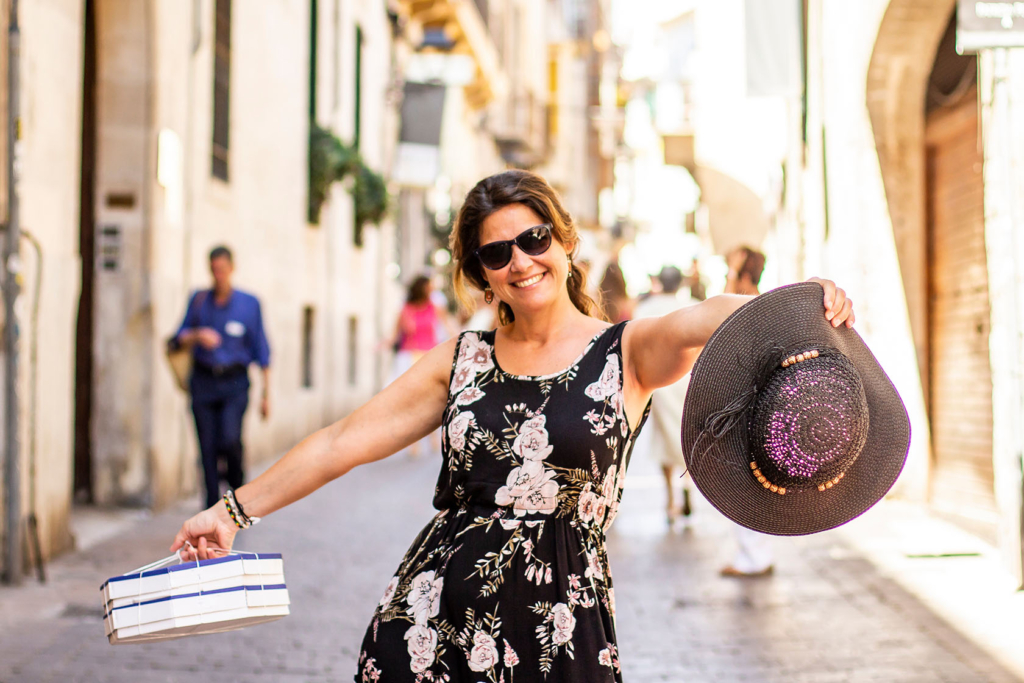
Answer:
[{"left": 170, "top": 501, "right": 238, "bottom": 561}]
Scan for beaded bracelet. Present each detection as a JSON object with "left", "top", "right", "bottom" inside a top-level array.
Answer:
[{"left": 223, "top": 489, "right": 261, "bottom": 529}]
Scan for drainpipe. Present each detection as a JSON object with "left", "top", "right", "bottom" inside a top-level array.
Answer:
[{"left": 3, "top": 0, "right": 21, "bottom": 586}]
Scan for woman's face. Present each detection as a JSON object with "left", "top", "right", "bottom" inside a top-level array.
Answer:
[{"left": 478, "top": 203, "right": 572, "bottom": 317}]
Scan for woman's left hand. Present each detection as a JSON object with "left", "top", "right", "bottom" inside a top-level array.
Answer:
[{"left": 806, "top": 277, "right": 855, "bottom": 328}]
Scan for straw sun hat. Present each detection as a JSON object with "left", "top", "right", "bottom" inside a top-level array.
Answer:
[{"left": 681, "top": 282, "right": 911, "bottom": 536}]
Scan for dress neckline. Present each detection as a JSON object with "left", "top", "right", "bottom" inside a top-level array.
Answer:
[{"left": 488, "top": 324, "right": 616, "bottom": 381}]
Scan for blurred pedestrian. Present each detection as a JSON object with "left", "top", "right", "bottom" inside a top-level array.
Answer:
[
  {"left": 393, "top": 275, "right": 444, "bottom": 366},
  {"left": 391, "top": 275, "right": 445, "bottom": 456},
  {"left": 172, "top": 245, "right": 271, "bottom": 509},
  {"left": 720, "top": 245, "right": 775, "bottom": 577},
  {"left": 687, "top": 256, "right": 707, "bottom": 301},
  {"left": 633, "top": 266, "right": 699, "bottom": 527},
  {"left": 600, "top": 259, "right": 633, "bottom": 322}
]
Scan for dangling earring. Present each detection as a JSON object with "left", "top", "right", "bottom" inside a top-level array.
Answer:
[
  {"left": 567, "top": 256, "right": 573, "bottom": 279},
  {"left": 484, "top": 286, "right": 494, "bottom": 304}
]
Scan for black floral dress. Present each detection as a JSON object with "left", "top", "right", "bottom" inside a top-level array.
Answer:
[{"left": 356, "top": 322, "right": 650, "bottom": 682}]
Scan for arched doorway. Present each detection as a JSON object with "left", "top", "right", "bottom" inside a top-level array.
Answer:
[
  {"left": 867, "top": 4, "right": 996, "bottom": 541},
  {"left": 923, "top": 16, "right": 996, "bottom": 540}
]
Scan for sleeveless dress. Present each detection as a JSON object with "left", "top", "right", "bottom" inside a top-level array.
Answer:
[{"left": 356, "top": 322, "right": 650, "bottom": 682}]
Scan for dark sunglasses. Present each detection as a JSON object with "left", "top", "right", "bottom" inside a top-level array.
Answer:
[{"left": 474, "top": 224, "right": 553, "bottom": 270}]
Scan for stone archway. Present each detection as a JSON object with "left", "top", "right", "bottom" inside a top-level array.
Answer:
[{"left": 865, "top": 0, "right": 956, "bottom": 394}]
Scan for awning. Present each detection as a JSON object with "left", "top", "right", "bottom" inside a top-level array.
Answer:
[{"left": 693, "top": 165, "right": 771, "bottom": 255}]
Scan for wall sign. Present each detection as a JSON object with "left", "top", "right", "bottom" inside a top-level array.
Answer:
[{"left": 957, "top": 0, "right": 1024, "bottom": 52}]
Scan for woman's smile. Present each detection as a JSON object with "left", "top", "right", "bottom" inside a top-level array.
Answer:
[{"left": 512, "top": 272, "right": 546, "bottom": 289}]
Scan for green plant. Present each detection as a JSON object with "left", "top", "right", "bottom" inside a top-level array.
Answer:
[
  {"left": 353, "top": 161, "right": 390, "bottom": 233},
  {"left": 307, "top": 123, "right": 361, "bottom": 224},
  {"left": 307, "top": 123, "right": 389, "bottom": 239}
]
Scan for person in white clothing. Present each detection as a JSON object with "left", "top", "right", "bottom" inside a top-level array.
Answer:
[
  {"left": 719, "top": 246, "right": 775, "bottom": 577},
  {"left": 633, "top": 266, "right": 698, "bottom": 527}
]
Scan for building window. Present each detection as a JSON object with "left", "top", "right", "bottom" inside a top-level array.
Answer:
[
  {"left": 302, "top": 306, "right": 315, "bottom": 388},
  {"left": 347, "top": 316, "right": 358, "bottom": 386},
  {"left": 212, "top": 0, "right": 232, "bottom": 181},
  {"left": 354, "top": 24, "right": 363, "bottom": 149}
]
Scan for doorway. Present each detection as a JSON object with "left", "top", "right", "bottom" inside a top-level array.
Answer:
[
  {"left": 923, "top": 16, "right": 996, "bottom": 541},
  {"left": 74, "top": 0, "right": 96, "bottom": 503}
]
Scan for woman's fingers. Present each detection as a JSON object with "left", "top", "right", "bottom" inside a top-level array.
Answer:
[
  {"left": 170, "top": 529, "right": 186, "bottom": 553},
  {"left": 835, "top": 298, "right": 854, "bottom": 327},
  {"left": 811, "top": 277, "right": 836, "bottom": 314},
  {"left": 827, "top": 287, "right": 846, "bottom": 322}
]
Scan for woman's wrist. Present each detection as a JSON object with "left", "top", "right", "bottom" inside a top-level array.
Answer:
[
  {"left": 232, "top": 486, "right": 263, "bottom": 521},
  {"left": 213, "top": 496, "right": 233, "bottom": 526}
]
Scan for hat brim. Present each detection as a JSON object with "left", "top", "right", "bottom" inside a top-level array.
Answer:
[{"left": 681, "top": 282, "right": 911, "bottom": 536}]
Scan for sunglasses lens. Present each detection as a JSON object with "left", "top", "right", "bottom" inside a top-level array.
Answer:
[
  {"left": 477, "top": 243, "right": 512, "bottom": 270},
  {"left": 518, "top": 226, "right": 552, "bottom": 255}
]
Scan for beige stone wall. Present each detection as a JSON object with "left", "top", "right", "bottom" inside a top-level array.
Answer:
[
  {"left": 794, "top": 0, "right": 932, "bottom": 502},
  {"left": 11, "top": 0, "right": 85, "bottom": 558},
  {"left": 979, "top": 48, "right": 1024, "bottom": 581},
  {"left": 141, "top": 0, "right": 399, "bottom": 510}
]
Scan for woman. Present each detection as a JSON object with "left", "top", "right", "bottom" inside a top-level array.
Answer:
[
  {"left": 171, "top": 170, "right": 854, "bottom": 681},
  {"left": 393, "top": 275, "right": 444, "bottom": 368},
  {"left": 391, "top": 275, "right": 446, "bottom": 458}
]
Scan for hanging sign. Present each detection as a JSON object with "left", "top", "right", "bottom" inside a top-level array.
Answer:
[{"left": 957, "top": 0, "right": 1024, "bottom": 52}]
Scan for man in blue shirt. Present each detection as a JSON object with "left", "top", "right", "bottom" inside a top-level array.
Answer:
[{"left": 174, "top": 245, "right": 271, "bottom": 508}]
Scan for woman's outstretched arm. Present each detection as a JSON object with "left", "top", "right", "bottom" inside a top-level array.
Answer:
[
  {"left": 171, "top": 336, "right": 458, "bottom": 559},
  {"left": 622, "top": 278, "right": 854, "bottom": 397}
]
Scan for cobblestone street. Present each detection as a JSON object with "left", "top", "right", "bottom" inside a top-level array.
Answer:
[{"left": 0, "top": 451, "right": 1019, "bottom": 683}]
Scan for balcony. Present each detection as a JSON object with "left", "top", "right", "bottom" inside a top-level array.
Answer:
[
  {"left": 399, "top": 0, "right": 507, "bottom": 109},
  {"left": 490, "top": 86, "right": 548, "bottom": 168}
]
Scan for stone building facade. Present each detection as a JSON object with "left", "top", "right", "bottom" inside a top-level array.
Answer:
[{"left": 1, "top": 0, "right": 401, "bottom": 571}]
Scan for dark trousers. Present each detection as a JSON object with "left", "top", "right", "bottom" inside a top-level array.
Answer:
[{"left": 190, "top": 366, "right": 250, "bottom": 508}]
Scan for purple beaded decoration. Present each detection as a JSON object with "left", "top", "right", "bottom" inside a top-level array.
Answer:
[{"left": 747, "top": 348, "right": 869, "bottom": 495}]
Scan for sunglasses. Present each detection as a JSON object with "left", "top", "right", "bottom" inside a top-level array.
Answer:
[{"left": 474, "top": 224, "right": 553, "bottom": 270}]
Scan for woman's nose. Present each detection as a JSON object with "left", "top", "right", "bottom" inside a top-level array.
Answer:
[{"left": 508, "top": 244, "right": 533, "bottom": 271}]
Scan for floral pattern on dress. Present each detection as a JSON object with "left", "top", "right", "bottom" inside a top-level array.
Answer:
[{"left": 355, "top": 323, "right": 650, "bottom": 682}]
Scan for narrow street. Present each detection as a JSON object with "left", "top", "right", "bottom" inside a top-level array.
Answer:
[{"left": 0, "top": 450, "right": 1018, "bottom": 683}]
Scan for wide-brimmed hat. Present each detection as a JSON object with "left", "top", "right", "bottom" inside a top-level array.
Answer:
[{"left": 681, "top": 282, "right": 911, "bottom": 536}]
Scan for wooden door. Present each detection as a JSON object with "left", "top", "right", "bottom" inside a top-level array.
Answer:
[{"left": 925, "top": 90, "right": 997, "bottom": 541}]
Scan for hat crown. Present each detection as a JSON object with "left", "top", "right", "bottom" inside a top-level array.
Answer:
[{"left": 749, "top": 350, "right": 870, "bottom": 493}]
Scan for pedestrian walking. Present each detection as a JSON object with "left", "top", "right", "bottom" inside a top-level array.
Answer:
[
  {"left": 172, "top": 245, "right": 271, "bottom": 510},
  {"left": 718, "top": 245, "right": 777, "bottom": 577},
  {"left": 391, "top": 275, "right": 446, "bottom": 457},
  {"left": 599, "top": 259, "right": 633, "bottom": 323},
  {"left": 170, "top": 170, "right": 855, "bottom": 681},
  {"left": 392, "top": 275, "right": 445, "bottom": 375},
  {"left": 632, "top": 266, "right": 699, "bottom": 527}
]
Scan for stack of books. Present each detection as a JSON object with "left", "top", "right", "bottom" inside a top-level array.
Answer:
[{"left": 101, "top": 551, "right": 290, "bottom": 644}]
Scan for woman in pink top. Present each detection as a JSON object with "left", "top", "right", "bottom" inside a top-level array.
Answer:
[
  {"left": 397, "top": 276, "right": 441, "bottom": 354},
  {"left": 391, "top": 276, "right": 444, "bottom": 456}
]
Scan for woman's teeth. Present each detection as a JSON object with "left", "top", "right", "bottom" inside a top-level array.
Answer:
[{"left": 513, "top": 274, "right": 544, "bottom": 288}]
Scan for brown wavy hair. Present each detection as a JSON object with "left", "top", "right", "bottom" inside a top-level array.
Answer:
[{"left": 450, "top": 170, "right": 603, "bottom": 326}]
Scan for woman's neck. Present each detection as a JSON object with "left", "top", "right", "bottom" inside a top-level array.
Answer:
[{"left": 502, "top": 294, "right": 594, "bottom": 345}]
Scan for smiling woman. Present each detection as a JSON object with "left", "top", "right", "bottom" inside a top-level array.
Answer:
[
  {"left": 450, "top": 170, "right": 603, "bottom": 326},
  {"left": 170, "top": 167, "right": 855, "bottom": 682}
]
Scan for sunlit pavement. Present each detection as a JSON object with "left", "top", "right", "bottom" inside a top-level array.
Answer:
[{"left": 0, "top": 448, "right": 1020, "bottom": 683}]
